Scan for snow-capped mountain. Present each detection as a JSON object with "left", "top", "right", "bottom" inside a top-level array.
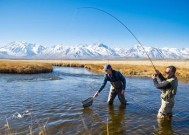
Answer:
[
  {"left": 0, "top": 41, "right": 188, "bottom": 59},
  {"left": 124, "top": 45, "right": 182, "bottom": 59},
  {"left": 0, "top": 41, "right": 46, "bottom": 58},
  {"left": 36, "top": 43, "right": 119, "bottom": 59}
]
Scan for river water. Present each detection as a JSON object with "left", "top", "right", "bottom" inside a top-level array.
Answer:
[{"left": 0, "top": 67, "right": 189, "bottom": 135}]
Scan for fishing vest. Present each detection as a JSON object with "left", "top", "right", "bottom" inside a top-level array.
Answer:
[
  {"left": 161, "top": 77, "right": 178, "bottom": 101},
  {"left": 109, "top": 71, "right": 123, "bottom": 89}
]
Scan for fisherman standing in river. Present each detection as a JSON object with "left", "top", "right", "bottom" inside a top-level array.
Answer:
[
  {"left": 152, "top": 66, "right": 178, "bottom": 119},
  {"left": 94, "top": 64, "right": 127, "bottom": 105}
]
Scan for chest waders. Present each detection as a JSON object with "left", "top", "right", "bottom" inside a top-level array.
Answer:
[
  {"left": 161, "top": 77, "right": 178, "bottom": 101},
  {"left": 109, "top": 71, "right": 123, "bottom": 90},
  {"left": 157, "top": 77, "right": 178, "bottom": 119},
  {"left": 111, "top": 81, "right": 123, "bottom": 89},
  {"left": 108, "top": 73, "right": 127, "bottom": 105}
]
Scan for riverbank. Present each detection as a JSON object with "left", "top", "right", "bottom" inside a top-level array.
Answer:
[
  {"left": 38, "top": 59, "right": 188, "bottom": 79},
  {"left": 0, "top": 59, "right": 188, "bottom": 79},
  {"left": 56, "top": 63, "right": 189, "bottom": 79},
  {"left": 0, "top": 60, "right": 53, "bottom": 74}
]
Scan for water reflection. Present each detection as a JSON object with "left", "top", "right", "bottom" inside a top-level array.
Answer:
[
  {"left": 80, "top": 105, "right": 127, "bottom": 134},
  {"left": 108, "top": 105, "right": 126, "bottom": 134},
  {"left": 154, "top": 119, "right": 173, "bottom": 135}
]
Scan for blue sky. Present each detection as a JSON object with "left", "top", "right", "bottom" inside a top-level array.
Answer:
[{"left": 0, "top": 0, "right": 189, "bottom": 48}]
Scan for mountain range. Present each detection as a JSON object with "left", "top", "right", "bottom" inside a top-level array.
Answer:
[{"left": 0, "top": 41, "right": 188, "bottom": 59}]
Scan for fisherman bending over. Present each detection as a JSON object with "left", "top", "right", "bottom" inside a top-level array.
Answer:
[
  {"left": 152, "top": 66, "right": 178, "bottom": 119},
  {"left": 94, "top": 64, "right": 127, "bottom": 105}
]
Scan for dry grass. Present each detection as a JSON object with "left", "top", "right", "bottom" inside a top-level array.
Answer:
[
  {"left": 107, "top": 118, "right": 109, "bottom": 135},
  {"left": 2, "top": 118, "right": 49, "bottom": 135},
  {"left": 42, "top": 59, "right": 189, "bottom": 79},
  {"left": 29, "top": 59, "right": 189, "bottom": 69},
  {"left": 84, "top": 64, "right": 189, "bottom": 79},
  {"left": 0, "top": 60, "right": 53, "bottom": 74},
  {"left": 0, "top": 59, "right": 188, "bottom": 79}
]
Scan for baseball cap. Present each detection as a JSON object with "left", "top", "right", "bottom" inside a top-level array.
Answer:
[{"left": 104, "top": 64, "right": 112, "bottom": 71}]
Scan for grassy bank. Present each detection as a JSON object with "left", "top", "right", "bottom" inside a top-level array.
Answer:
[
  {"left": 0, "top": 59, "right": 188, "bottom": 79},
  {"left": 53, "top": 62, "right": 189, "bottom": 79},
  {"left": 43, "top": 59, "right": 189, "bottom": 79},
  {"left": 0, "top": 60, "right": 53, "bottom": 74},
  {"left": 84, "top": 64, "right": 189, "bottom": 79}
]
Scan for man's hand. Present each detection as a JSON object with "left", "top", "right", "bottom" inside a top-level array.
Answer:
[
  {"left": 93, "top": 91, "right": 99, "bottom": 98},
  {"left": 152, "top": 74, "right": 157, "bottom": 79},
  {"left": 121, "top": 89, "right": 125, "bottom": 95}
]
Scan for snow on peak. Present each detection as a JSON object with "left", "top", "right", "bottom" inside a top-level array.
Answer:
[
  {"left": 0, "top": 41, "right": 188, "bottom": 59},
  {"left": 0, "top": 41, "right": 46, "bottom": 57}
]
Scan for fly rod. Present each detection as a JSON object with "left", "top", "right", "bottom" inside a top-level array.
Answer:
[{"left": 77, "top": 7, "right": 157, "bottom": 71}]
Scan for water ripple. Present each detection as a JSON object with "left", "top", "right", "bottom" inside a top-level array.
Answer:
[{"left": 0, "top": 67, "right": 188, "bottom": 134}]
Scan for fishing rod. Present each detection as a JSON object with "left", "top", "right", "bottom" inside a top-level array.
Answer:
[{"left": 77, "top": 7, "right": 157, "bottom": 71}]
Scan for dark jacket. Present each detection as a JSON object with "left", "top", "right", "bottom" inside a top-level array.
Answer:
[
  {"left": 98, "top": 70, "right": 126, "bottom": 93},
  {"left": 153, "top": 73, "right": 171, "bottom": 89},
  {"left": 153, "top": 73, "right": 178, "bottom": 100}
]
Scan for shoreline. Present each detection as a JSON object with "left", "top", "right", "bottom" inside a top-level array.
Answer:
[
  {"left": 0, "top": 59, "right": 188, "bottom": 80},
  {"left": 50, "top": 60, "right": 189, "bottom": 80}
]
